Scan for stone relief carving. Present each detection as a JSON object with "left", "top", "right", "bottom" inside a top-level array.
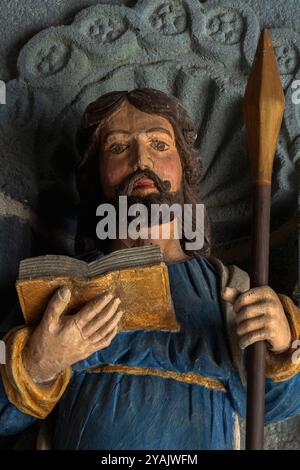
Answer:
[
  {"left": 206, "top": 9, "right": 244, "bottom": 45},
  {"left": 1, "top": 0, "right": 299, "bottom": 252},
  {"left": 149, "top": 2, "right": 188, "bottom": 35}
]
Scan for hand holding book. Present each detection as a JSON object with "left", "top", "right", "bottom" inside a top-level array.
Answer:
[
  {"left": 18, "top": 246, "right": 179, "bottom": 384},
  {"left": 23, "top": 286, "right": 124, "bottom": 384}
]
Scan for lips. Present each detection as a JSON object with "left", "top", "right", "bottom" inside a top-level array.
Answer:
[{"left": 132, "top": 177, "right": 155, "bottom": 190}]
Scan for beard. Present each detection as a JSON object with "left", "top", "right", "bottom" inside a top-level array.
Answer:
[{"left": 109, "top": 168, "right": 185, "bottom": 226}]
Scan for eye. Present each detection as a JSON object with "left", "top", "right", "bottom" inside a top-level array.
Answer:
[
  {"left": 110, "top": 143, "right": 129, "bottom": 155},
  {"left": 151, "top": 140, "right": 170, "bottom": 152}
]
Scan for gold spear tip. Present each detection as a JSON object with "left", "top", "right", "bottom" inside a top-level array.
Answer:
[
  {"left": 243, "top": 28, "right": 285, "bottom": 184},
  {"left": 244, "top": 28, "right": 285, "bottom": 107},
  {"left": 261, "top": 28, "right": 275, "bottom": 52}
]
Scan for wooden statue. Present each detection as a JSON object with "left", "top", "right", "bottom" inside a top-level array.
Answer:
[{"left": 1, "top": 82, "right": 300, "bottom": 450}]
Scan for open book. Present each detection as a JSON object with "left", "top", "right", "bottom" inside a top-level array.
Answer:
[{"left": 16, "top": 245, "right": 180, "bottom": 332}]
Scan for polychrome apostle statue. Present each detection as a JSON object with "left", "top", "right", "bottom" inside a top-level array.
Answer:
[{"left": 1, "top": 89, "right": 300, "bottom": 450}]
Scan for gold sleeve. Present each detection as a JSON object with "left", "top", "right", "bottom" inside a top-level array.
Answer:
[
  {"left": 266, "top": 294, "right": 300, "bottom": 382},
  {"left": 0, "top": 326, "right": 71, "bottom": 419}
]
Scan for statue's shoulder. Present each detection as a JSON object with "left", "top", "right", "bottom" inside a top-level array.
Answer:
[{"left": 204, "top": 255, "right": 250, "bottom": 292}]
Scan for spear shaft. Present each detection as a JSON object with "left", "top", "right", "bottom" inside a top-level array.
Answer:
[{"left": 243, "top": 29, "right": 285, "bottom": 450}]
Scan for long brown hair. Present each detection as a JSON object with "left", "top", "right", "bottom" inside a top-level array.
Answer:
[{"left": 75, "top": 88, "right": 211, "bottom": 256}]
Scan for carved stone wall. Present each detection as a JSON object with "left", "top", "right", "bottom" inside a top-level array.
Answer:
[{"left": 0, "top": 0, "right": 299, "bottom": 449}]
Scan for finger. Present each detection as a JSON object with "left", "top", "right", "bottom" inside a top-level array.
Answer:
[
  {"left": 88, "top": 309, "right": 123, "bottom": 342},
  {"left": 221, "top": 287, "right": 242, "bottom": 305},
  {"left": 236, "top": 315, "right": 266, "bottom": 336},
  {"left": 235, "top": 305, "right": 269, "bottom": 325},
  {"left": 74, "top": 291, "right": 116, "bottom": 327},
  {"left": 90, "top": 326, "right": 119, "bottom": 351},
  {"left": 44, "top": 286, "right": 71, "bottom": 322},
  {"left": 234, "top": 287, "right": 274, "bottom": 313},
  {"left": 239, "top": 328, "right": 267, "bottom": 349},
  {"left": 83, "top": 302, "right": 123, "bottom": 338}
]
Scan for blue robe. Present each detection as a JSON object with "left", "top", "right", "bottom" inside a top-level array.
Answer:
[{"left": 1, "top": 253, "right": 300, "bottom": 449}]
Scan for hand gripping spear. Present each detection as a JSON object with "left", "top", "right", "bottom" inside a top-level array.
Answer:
[{"left": 243, "top": 29, "right": 285, "bottom": 450}]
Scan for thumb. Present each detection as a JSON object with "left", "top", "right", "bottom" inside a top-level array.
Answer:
[
  {"left": 44, "top": 286, "right": 71, "bottom": 322},
  {"left": 221, "top": 287, "right": 241, "bottom": 305}
]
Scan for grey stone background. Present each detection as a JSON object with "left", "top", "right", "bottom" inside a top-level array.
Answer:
[{"left": 0, "top": 0, "right": 299, "bottom": 450}]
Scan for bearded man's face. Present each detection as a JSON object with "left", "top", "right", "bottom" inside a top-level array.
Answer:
[{"left": 98, "top": 99, "right": 184, "bottom": 221}]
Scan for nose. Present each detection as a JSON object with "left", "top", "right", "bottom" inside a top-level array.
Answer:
[{"left": 131, "top": 138, "right": 154, "bottom": 171}]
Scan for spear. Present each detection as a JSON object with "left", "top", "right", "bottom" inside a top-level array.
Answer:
[{"left": 243, "top": 29, "right": 285, "bottom": 450}]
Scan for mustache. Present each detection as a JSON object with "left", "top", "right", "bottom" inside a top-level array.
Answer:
[{"left": 116, "top": 168, "right": 171, "bottom": 196}]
